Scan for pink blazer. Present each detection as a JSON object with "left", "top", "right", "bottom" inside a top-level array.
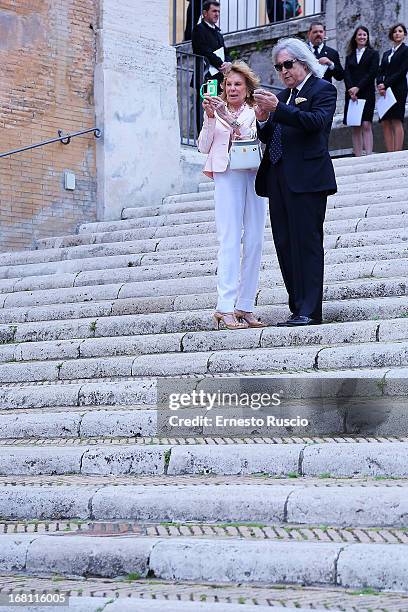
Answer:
[{"left": 198, "top": 105, "right": 257, "bottom": 179}]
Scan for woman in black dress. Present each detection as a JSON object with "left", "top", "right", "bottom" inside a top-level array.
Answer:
[
  {"left": 377, "top": 23, "right": 408, "bottom": 152},
  {"left": 344, "top": 26, "right": 379, "bottom": 156}
]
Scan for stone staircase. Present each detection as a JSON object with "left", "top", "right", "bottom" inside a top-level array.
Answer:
[{"left": 0, "top": 150, "right": 407, "bottom": 611}]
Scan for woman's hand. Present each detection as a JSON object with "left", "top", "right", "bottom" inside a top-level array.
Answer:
[
  {"left": 377, "top": 83, "right": 386, "bottom": 97},
  {"left": 202, "top": 98, "right": 215, "bottom": 118},
  {"left": 348, "top": 86, "right": 359, "bottom": 101},
  {"left": 209, "top": 96, "right": 229, "bottom": 120}
]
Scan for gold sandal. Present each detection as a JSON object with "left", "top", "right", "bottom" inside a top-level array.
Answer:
[
  {"left": 235, "top": 310, "right": 268, "bottom": 328},
  {"left": 213, "top": 312, "right": 249, "bottom": 330}
]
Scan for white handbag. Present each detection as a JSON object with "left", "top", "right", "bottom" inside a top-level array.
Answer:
[{"left": 229, "top": 139, "right": 262, "bottom": 170}]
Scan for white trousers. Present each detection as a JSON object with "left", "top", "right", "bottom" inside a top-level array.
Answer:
[{"left": 213, "top": 168, "right": 267, "bottom": 312}]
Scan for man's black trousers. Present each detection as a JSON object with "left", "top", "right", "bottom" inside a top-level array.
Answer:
[{"left": 267, "top": 161, "right": 327, "bottom": 322}]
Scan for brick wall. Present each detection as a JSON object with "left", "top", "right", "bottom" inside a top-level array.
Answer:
[{"left": 0, "top": 0, "right": 99, "bottom": 252}]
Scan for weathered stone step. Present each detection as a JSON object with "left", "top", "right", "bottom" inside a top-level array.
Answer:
[
  {"left": 0, "top": 337, "right": 407, "bottom": 383},
  {"left": 0, "top": 407, "right": 157, "bottom": 439},
  {"left": 0, "top": 366, "right": 404, "bottom": 410},
  {"left": 0, "top": 200, "right": 406, "bottom": 271},
  {"left": 2, "top": 398, "right": 407, "bottom": 439},
  {"left": 0, "top": 591, "right": 312, "bottom": 612},
  {"left": 0, "top": 482, "right": 406, "bottom": 527},
  {"left": 0, "top": 245, "right": 405, "bottom": 314},
  {"left": 78, "top": 201, "right": 408, "bottom": 238},
  {"left": 0, "top": 268, "right": 406, "bottom": 324},
  {"left": 0, "top": 441, "right": 407, "bottom": 477},
  {"left": 1, "top": 295, "right": 407, "bottom": 348},
  {"left": 0, "top": 230, "right": 407, "bottom": 294},
  {"left": 333, "top": 148, "right": 408, "bottom": 166},
  {"left": 0, "top": 240, "right": 406, "bottom": 303},
  {"left": 160, "top": 185, "right": 408, "bottom": 210},
  {"left": 1, "top": 579, "right": 405, "bottom": 612},
  {"left": 0, "top": 317, "right": 407, "bottom": 368},
  {"left": 33, "top": 206, "right": 406, "bottom": 248},
  {"left": 1, "top": 532, "right": 407, "bottom": 589},
  {"left": 0, "top": 267, "right": 406, "bottom": 325},
  {"left": 102, "top": 224, "right": 405, "bottom": 259},
  {"left": 118, "top": 152, "right": 408, "bottom": 219},
  {"left": 123, "top": 199, "right": 408, "bottom": 230}
]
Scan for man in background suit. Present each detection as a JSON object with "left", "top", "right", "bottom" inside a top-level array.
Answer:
[
  {"left": 191, "top": 1, "right": 232, "bottom": 130},
  {"left": 254, "top": 38, "right": 337, "bottom": 326},
  {"left": 184, "top": 0, "right": 203, "bottom": 41},
  {"left": 307, "top": 21, "right": 344, "bottom": 84}
]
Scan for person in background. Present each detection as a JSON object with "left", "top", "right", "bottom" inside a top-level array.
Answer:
[
  {"left": 254, "top": 38, "right": 337, "bottom": 327},
  {"left": 267, "top": 0, "right": 301, "bottom": 23},
  {"left": 307, "top": 22, "right": 344, "bottom": 84},
  {"left": 198, "top": 62, "right": 268, "bottom": 330},
  {"left": 184, "top": 0, "right": 202, "bottom": 41},
  {"left": 343, "top": 26, "right": 379, "bottom": 156},
  {"left": 377, "top": 23, "right": 408, "bottom": 152},
  {"left": 192, "top": 1, "right": 232, "bottom": 130}
]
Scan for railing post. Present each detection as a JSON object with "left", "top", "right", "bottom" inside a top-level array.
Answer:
[{"left": 172, "top": 0, "right": 177, "bottom": 45}]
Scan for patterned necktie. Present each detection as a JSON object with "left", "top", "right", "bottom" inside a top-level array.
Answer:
[
  {"left": 268, "top": 89, "right": 299, "bottom": 164},
  {"left": 268, "top": 124, "right": 282, "bottom": 164}
]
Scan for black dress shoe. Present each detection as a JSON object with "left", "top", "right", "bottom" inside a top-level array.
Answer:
[{"left": 276, "top": 315, "right": 322, "bottom": 327}]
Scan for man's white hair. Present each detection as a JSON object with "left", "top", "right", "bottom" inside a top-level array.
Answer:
[{"left": 272, "top": 37, "right": 326, "bottom": 79}]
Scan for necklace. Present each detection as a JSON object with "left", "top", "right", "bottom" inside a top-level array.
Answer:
[{"left": 228, "top": 102, "right": 246, "bottom": 118}]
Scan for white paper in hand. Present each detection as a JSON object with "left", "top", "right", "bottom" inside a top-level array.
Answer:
[
  {"left": 346, "top": 99, "right": 366, "bottom": 126},
  {"left": 377, "top": 87, "right": 397, "bottom": 119},
  {"left": 209, "top": 47, "right": 225, "bottom": 76}
]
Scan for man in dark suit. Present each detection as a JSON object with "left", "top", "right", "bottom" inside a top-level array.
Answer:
[
  {"left": 191, "top": 1, "right": 232, "bottom": 130},
  {"left": 254, "top": 38, "right": 337, "bottom": 326},
  {"left": 267, "top": 0, "right": 302, "bottom": 23},
  {"left": 184, "top": 0, "right": 203, "bottom": 41},
  {"left": 307, "top": 22, "right": 344, "bottom": 84}
]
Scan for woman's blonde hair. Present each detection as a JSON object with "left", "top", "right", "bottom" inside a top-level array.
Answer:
[{"left": 220, "top": 61, "right": 260, "bottom": 106}]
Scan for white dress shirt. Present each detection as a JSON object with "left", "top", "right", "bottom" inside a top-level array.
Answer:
[
  {"left": 356, "top": 47, "right": 366, "bottom": 64},
  {"left": 286, "top": 72, "right": 313, "bottom": 102}
]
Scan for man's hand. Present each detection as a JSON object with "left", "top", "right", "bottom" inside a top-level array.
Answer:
[
  {"left": 220, "top": 61, "right": 232, "bottom": 73},
  {"left": 254, "top": 104, "right": 269, "bottom": 122},
  {"left": 377, "top": 83, "right": 386, "bottom": 97},
  {"left": 254, "top": 89, "right": 279, "bottom": 113},
  {"left": 318, "top": 57, "right": 333, "bottom": 67},
  {"left": 348, "top": 86, "right": 359, "bottom": 101}
]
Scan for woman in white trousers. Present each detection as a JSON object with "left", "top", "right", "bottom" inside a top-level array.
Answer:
[{"left": 198, "top": 61, "right": 267, "bottom": 330}]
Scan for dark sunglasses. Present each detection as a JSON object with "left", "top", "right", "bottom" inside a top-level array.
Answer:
[{"left": 274, "top": 59, "right": 298, "bottom": 72}]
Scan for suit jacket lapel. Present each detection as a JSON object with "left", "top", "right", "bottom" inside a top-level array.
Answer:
[
  {"left": 321, "top": 44, "right": 329, "bottom": 58},
  {"left": 297, "top": 75, "right": 317, "bottom": 99},
  {"left": 279, "top": 75, "right": 316, "bottom": 107},
  {"left": 390, "top": 43, "right": 406, "bottom": 64}
]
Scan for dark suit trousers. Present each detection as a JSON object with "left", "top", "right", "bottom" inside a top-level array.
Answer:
[{"left": 267, "top": 161, "right": 327, "bottom": 321}]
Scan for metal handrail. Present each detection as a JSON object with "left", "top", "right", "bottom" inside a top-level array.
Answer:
[{"left": 0, "top": 127, "right": 102, "bottom": 159}]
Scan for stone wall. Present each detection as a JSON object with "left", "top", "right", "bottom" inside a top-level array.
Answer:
[
  {"left": 95, "top": 0, "right": 182, "bottom": 220},
  {"left": 0, "top": 0, "right": 99, "bottom": 252}
]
